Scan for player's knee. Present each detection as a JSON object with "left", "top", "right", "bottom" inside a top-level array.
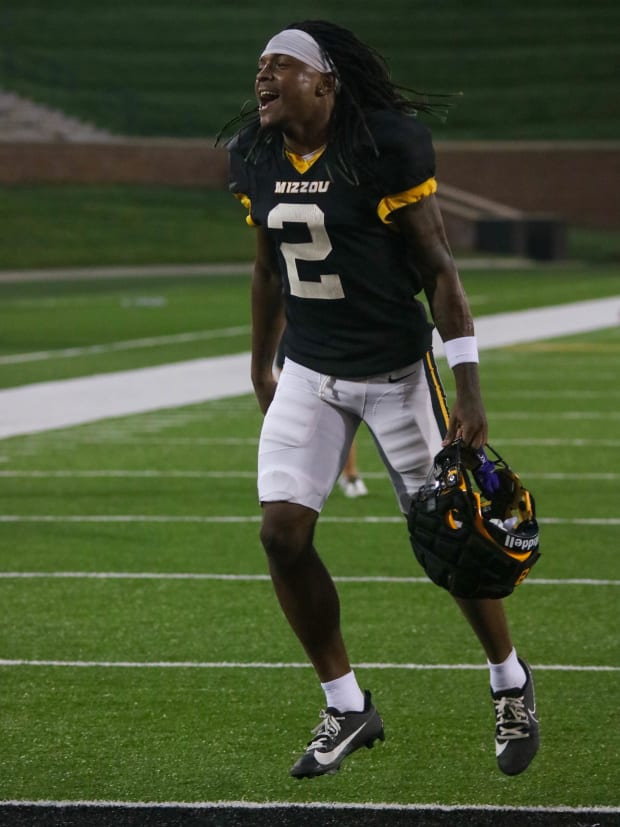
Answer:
[{"left": 259, "top": 502, "right": 317, "bottom": 567}]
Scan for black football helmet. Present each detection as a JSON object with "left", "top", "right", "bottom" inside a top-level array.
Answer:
[{"left": 407, "top": 440, "right": 540, "bottom": 599}]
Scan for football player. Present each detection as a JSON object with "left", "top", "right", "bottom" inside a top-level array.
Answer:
[{"left": 226, "top": 20, "right": 539, "bottom": 779}]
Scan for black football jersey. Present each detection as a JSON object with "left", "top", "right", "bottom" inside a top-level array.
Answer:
[{"left": 228, "top": 109, "right": 437, "bottom": 377}]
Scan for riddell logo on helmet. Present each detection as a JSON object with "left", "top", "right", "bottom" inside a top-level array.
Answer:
[{"left": 504, "top": 533, "right": 539, "bottom": 551}]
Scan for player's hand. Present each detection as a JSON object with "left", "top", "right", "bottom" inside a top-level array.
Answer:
[
  {"left": 443, "top": 401, "right": 488, "bottom": 449},
  {"left": 252, "top": 373, "right": 278, "bottom": 414},
  {"left": 442, "top": 363, "right": 488, "bottom": 449}
]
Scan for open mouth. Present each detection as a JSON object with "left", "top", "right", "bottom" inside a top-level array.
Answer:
[{"left": 258, "top": 89, "right": 280, "bottom": 110}]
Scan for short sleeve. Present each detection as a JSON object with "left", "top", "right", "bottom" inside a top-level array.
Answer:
[
  {"left": 227, "top": 135, "right": 251, "bottom": 198},
  {"left": 366, "top": 110, "right": 436, "bottom": 197}
]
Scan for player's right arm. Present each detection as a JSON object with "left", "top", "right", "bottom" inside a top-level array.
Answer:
[
  {"left": 392, "top": 195, "right": 488, "bottom": 450},
  {"left": 251, "top": 226, "right": 286, "bottom": 414}
]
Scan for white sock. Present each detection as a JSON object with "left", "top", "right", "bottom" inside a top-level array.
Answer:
[
  {"left": 320, "top": 670, "right": 365, "bottom": 712},
  {"left": 488, "top": 647, "right": 526, "bottom": 693}
]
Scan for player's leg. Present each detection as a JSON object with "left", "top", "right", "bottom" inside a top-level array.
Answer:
[
  {"left": 364, "top": 354, "right": 538, "bottom": 775},
  {"left": 260, "top": 500, "right": 350, "bottom": 681},
  {"left": 258, "top": 358, "right": 355, "bottom": 678},
  {"left": 258, "top": 359, "right": 385, "bottom": 776},
  {"left": 453, "top": 595, "right": 513, "bottom": 663},
  {"left": 454, "top": 596, "right": 539, "bottom": 774}
]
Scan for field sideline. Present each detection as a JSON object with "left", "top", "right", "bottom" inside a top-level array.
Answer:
[
  {"left": 1, "top": 295, "right": 618, "bottom": 439},
  {"left": 1, "top": 799, "right": 618, "bottom": 827}
]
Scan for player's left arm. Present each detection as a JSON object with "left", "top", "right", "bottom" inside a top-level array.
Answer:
[
  {"left": 392, "top": 195, "right": 488, "bottom": 448},
  {"left": 251, "top": 226, "right": 286, "bottom": 414}
]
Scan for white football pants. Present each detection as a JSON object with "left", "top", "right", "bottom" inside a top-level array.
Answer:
[{"left": 258, "top": 355, "right": 449, "bottom": 514}]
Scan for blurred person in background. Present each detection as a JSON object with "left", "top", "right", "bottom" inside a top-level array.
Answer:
[{"left": 337, "top": 439, "right": 367, "bottom": 498}]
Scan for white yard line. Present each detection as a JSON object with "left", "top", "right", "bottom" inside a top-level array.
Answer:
[
  {"left": 0, "top": 572, "right": 616, "bottom": 586},
  {"left": 0, "top": 469, "right": 259, "bottom": 478},
  {"left": 0, "top": 326, "right": 251, "bottom": 365},
  {"left": 40, "top": 436, "right": 620, "bottom": 447},
  {"left": 0, "top": 262, "right": 253, "bottom": 283},
  {"left": 0, "top": 469, "right": 617, "bottom": 480},
  {"left": 0, "top": 658, "right": 617, "bottom": 672},
  {"left": 0, "top": 296, "right": 618, "bottom": 439},
  {"left": 0, "top": 257, "right": 532, "bottom": 284},
  {"left": 0, "top": 514, "right": 618, "bottom": 525}
]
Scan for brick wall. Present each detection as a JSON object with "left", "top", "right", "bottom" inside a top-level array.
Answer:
[
  {"left": 0, "top": 140, "right": 228, "bottom": 188},
  {"left": 435, "top": 141, "right": 620, "bottom": 230},
  {"left": 1, "top": 139, "right": 618, "bottom": 229}
]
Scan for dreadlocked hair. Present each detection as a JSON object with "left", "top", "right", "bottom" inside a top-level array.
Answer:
[{"left": 217, "top": 20, "right": 457, "bottom": 184}]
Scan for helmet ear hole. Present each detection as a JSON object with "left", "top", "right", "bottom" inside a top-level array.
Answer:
[
  {"left": 444, "top": 506, "right": 467, "bottom": 533},
  {"left": 445, "top": 509, "right": 464, "bottom": 531},
  {"left": 518, "top": 489, "right": 536, "bottom": 522}
]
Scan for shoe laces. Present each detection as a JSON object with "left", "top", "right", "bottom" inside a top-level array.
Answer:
[
  {"left": 494, "top": 694, "right": 530, "bottom": 740},
  {"left": 307, "top": 709, "right": 343, "bottom": 751}
]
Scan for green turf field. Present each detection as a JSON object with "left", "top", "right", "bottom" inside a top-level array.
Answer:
[{"left": 0, "top": 267, "right": 619, "bottom": 816}]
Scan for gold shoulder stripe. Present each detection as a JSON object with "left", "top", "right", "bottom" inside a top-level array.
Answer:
[
  {"left": 377, "top": 178, "right": 438, "bottom": 224},
  {"left": 235, "top": 193, "right": 256, "bottom": 227}
]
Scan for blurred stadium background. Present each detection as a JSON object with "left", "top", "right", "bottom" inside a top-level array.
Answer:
[
  {"left": 1, "top": 0, "right": 618, "bottom": 140},
  {"left": 0, "top": 3, "right": 619, "bottom": 826},
  {"left": 0, "top": 0, "right": 619, "bottom": 266}
]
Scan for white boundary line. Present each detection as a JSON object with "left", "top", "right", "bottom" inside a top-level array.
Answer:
[
  {"left": 0, "top": 572, "right": 617, "bottom": 586},
  {"left": 0, "top": 352, "right": 253, "bottom": 439},
  {"left": 449, "top": 295, "right": 620, "bottom": 351},
  {"left": 0, "top": 799, "right": 618, "bottom": 814},
  {"left": 0, "top": 659, "right": 617, "bottom": 672}
]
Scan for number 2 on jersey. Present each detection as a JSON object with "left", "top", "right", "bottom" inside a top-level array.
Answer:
[{"left": 267, "top": 203, "right": 345, "bottom": 300}]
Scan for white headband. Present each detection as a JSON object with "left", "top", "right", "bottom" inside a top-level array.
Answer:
[{"left": 260, "top": 29, "right": 333, "bottom": 74}]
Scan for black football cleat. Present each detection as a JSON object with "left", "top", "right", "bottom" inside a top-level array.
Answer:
[
  {"left": 290, "top": 690, "right": 384, "bottom": 778},
  {"left": 492, "top": 659, "right": 540, "bottom": 775}
]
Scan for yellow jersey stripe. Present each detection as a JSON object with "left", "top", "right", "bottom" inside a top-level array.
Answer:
[
  {"left": 235, "top": 193, "right": 256, "bottom": 227},
  {"left": 377, "top": 178, "right": 437, "bottom": 224},
  {"left": 424, "top": 350, "right": 450, "bottom": 430}
]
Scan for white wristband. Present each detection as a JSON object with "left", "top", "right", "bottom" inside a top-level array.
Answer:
[{"left": 444, "top": 336, "right": 479, "bottom": 368}]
